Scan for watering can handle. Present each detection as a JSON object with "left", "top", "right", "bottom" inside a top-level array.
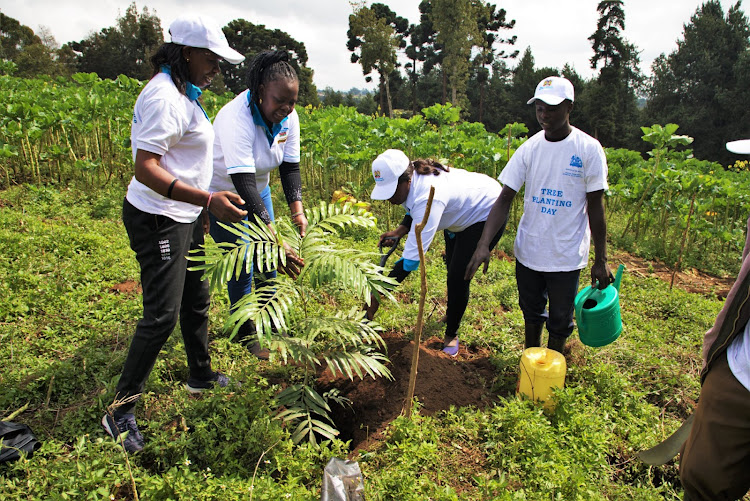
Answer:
[{"left": 575, "top": 286, "right": 597, "bottom": 329}]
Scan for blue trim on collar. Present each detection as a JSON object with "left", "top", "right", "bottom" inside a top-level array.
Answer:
[
  {"left": 246, "top": 91, "right": 288, "bottom": 147},
  {"left": 160, "top": 65, "right": 208, "bottom": 120}
]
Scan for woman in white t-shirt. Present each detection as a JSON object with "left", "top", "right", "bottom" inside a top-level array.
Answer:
[
  {"left": 209, "top": 50, "right": 306, "bottom": 358},
  {"left": 102, "top": 14, "right": 246, "bottom": 454},
  {"left": 366, "top": 149, "right": 506, "bottom": 357}
]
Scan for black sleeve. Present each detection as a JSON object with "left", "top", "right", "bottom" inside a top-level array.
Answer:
[
  {"left": 400, "top": 214, "right": 413, "bottom": 230},
  {"left": 278, "top": 161, "right": 302, "bottom": 205},
  {"left": 388, "top": 258, "right": 412, "bottom": 283},
  {"left": 230, "top": 172, "right": 272, "bottom": 224}
]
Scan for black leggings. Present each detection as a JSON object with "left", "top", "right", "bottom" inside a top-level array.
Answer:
[{"left": 443, "top": 220, "right": 505, "bottom": 338}]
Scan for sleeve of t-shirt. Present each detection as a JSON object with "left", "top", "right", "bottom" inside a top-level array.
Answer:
[
  {"left": 134, "top": 98, "right": 186, "bottom": 156},
  {"left": 584, "top": 141, "right": 609, "bottom": 193},
  {"left": 498, "top": 141, "right": 528, "bottom": 192},
  {"left": 401, "top": 199, "right": 447, "bottom": 263},
  {"left": 282, "top": 111, "right": 301, "bottom": 163},
  {"left": 220, "top": 115, "right": 257, "bottom": 176}
]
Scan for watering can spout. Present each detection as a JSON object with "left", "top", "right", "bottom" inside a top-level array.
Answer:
[{"left": 613, "top": 264, "right": 625, "bottom": 291}]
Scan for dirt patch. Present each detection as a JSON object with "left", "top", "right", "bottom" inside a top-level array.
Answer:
[
  {"left": 317, "top": 331, "right": 507, "bottom": 453},
  {"left": 611, "top": 251, "right": 735, "bottom": 300},
  {"left": 109, "top": 279, "right": 141, "bottom": 295}
]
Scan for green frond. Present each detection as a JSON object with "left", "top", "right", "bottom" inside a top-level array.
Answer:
[
  {"left": 226, "top": 279, "right": 300, "bottom": 338},
  {"left": 188, "top": 215, "right": 283, "bottom": 291},
  {"left": 302, "top": 252, "right": 398, "bottom": 304},
  {"left": 322, "top": 348, "right": 392, "bottom": 381},
  {"left": 303, "top": 201, "right": 376, "bottom": 239}
]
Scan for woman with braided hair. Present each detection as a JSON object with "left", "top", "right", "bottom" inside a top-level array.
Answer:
[
  {"left": 209, "top": 50, "right": 306, "bottom": 358},
  {"left": 366, "top": 149, "right": 506, "bottom": 357}
]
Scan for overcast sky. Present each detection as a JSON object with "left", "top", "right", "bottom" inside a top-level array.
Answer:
[{"left": 2, "top": 1, "right": 746, "bottom": 90}]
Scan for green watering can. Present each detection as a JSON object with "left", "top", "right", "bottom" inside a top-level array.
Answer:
[{"left": 574, "top": 264, "right": 625, "bottom": 347}]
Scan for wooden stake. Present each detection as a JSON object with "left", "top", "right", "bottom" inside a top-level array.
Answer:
[{"left": 404, "top": 185, "right": 435, "bottom": 418}]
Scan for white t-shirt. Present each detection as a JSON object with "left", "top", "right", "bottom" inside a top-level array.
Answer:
[
  {"left": 727, "top": 320, "right": 750, "bottom": 392},
  {"left": 401, "top": 168, "right": 502, "bottom": 262},
  {"left": 499, "top": 127, "right": 608, "bottom": 272},
  {"left": 126, "top": 72, "right": 214, "bottom": 223},
  {"left": 209, "top": 90, "right": 300, "bottom": 194}
]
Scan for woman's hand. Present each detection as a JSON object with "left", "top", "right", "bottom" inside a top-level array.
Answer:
[
  {"left": 278, "top": 241, "right": 304, "bottom": 279},
  {"left": 208, "top": 191, "right": 247, "bottom": 223},
  {"left": 378, "top": 229, "right": 403, "bottom": 247},
  {"left": 201, "top": 210, "right": 210, "bottom": 234},
  {"left": 292, "top": 211, "right": 308, "bottom": 238}
]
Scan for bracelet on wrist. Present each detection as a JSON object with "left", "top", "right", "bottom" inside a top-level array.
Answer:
[
  {"left": 290, "top": 211, "right": 304, "bottom": 218},
  {"left": 206, "top": 192, "right": 214, "bottom": 211},
  {"left": 166, "top": 178, "right": 178, "bottom": 199}
]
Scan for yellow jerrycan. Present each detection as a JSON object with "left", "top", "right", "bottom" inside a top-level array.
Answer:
[{"left": 517, "top": 347, "right": 566, "bottom": 411}]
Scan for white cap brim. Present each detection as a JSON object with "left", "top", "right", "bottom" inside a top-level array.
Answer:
[
  {"left": 726, "top": 139, "right": 750, "bottom": 154},
  {"left": 370, "top": 180, "right": 398, "bottom": 201},
  {"left": 210, "top": 45, "right": 245, "bottom": 65},
  {"left": 527, "top": 95, "right": 566, "bottom": 106}
]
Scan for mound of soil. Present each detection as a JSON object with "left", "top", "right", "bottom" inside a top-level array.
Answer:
[{"left": 317, "top": 331, "right": 506, "bottom": 452}]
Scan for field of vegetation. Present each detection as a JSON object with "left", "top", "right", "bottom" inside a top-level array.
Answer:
[{"left": 1, "top": 72, "right": 748, "bottom": 499}]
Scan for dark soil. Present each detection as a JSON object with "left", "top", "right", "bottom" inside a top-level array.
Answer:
[{"left": 317, "top": 331, "right": 507, "bottom": 453}]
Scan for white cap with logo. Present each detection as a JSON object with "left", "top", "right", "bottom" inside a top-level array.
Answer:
[
  {"left": 370, "top": 149, "right": 410, "bottom": 200},
  {"left": 527, "top": 76, "right": 575, "bottom": 105},
  {"left": 169, "top": 14, "right": 245, "bottom": 65}
]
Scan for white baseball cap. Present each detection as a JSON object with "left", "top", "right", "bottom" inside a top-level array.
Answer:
[
  {"left": 169, "top": 14, "right": 245, "bottom": 65},
  {"left": 726, "top": 139, "right": 750, "bottom": 154},
  {"left": 370, "top": 149, "right": 410, "bottom": 200},
  {"left": 527, "top": 76, "right": 575, "bottom": 105}
]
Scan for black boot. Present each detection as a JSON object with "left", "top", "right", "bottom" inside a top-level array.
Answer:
[
  {"left": 524, "top": 323, "right": 544, "bottom": 349},
  {"left": 547, "top": 334, "right": 566, "bottom": 354}
]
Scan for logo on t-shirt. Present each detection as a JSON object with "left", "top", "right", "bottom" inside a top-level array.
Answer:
[
  {"left": 278, "top": 129, "right": 288, "bottom": 144},
  {"left": 570, "top": 155, "right": 583, "bottom": 168}
]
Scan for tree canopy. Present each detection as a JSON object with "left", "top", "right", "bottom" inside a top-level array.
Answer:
[
  {"left": 221, "top": 18, "right": 318, "bottom": 106},
  {"left": 646, "top": 0, "right": 750, "bottom": 163},
  {"left": 69, "top": 3, "right": 163, "bottom": 81}
]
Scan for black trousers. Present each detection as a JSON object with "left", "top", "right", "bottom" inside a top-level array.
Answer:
[
  {"left": 443, "top": 220, "right": 505, "bottom": 339},
  {"left": 515, "top": 260, "right": 581, "bottom": 340},
  {"left": 115, "top": 199, "right": 213, "bottom": 416}
]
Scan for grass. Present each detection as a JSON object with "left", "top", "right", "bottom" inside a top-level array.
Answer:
[{"left": 0, "top": 181, "right": 726, "bottom": 499}]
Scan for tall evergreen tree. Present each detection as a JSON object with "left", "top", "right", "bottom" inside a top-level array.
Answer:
[
  {"left": 406, "top": 1, "right": 444, "bottom": 108},
  {"left": 645, "top": 1, "right": 750, "bottom": 163},
  {"left": 430, "top": 0, "right": 480, "bottom": 110},
  {"left": 473, "top": 1, "right": 517, "bottom": 123},
  {"left": 347, "top": 2, "right": 402, "bottom": 117},
  {"left": 586, "top": 0, "right": 642, "bottom": 149}
]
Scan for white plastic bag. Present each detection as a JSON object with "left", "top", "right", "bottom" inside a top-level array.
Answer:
[{"left": 321, "top": 457, "right": 365, "bottom": 501}]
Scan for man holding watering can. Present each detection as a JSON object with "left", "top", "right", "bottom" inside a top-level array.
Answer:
[
  {"left": 677, "top": 139, "right": 750, "bottom": 500},
  {"left": 465, "top": 76, "right": 613, "bottom": 354}
]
